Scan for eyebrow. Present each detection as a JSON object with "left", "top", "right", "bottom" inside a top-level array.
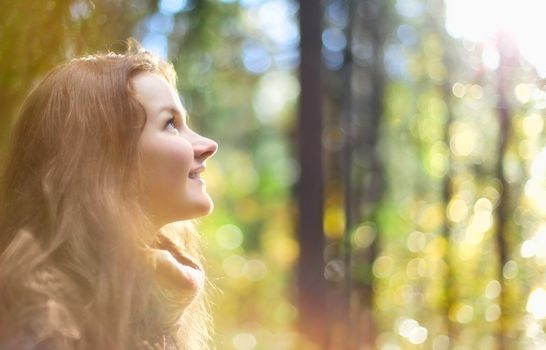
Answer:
[{"left": 158, "top": 106, "right": 189, "bottom": 120}]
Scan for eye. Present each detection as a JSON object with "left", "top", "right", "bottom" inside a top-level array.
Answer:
[{"left": 164, "top": 117, "right": 180, "bottom": 136}]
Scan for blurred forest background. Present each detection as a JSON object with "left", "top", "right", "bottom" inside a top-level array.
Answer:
[{"left": 2, "top": 0, "right": 546, "bottom": 349}]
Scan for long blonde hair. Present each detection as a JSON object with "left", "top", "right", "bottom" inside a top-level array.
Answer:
[{"left": 0, "top": 42, "right": 212, "bottom": 349}]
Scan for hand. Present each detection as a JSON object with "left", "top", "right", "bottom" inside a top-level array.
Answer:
[
  {"left": 142, "top": 234, "right": 204, "bottom": 305},
  {"left": 145, "top": 247, "right": 205, "bottom": 296}
]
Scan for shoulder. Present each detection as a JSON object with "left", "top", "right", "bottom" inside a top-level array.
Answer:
[{"left": 0, "top": 260, "right": 83, "bottom": 349}]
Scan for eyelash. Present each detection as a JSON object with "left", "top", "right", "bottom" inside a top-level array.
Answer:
[
  {"left": 164, "top": 114, "right": 188, "bottom": 135},
  {"left": 165, "top": 117, "right": 177, "bottom": 130}
]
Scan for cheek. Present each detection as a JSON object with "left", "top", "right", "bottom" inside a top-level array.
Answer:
[{"left": 141, "top": 139, "right": 193, "bottom": 193}]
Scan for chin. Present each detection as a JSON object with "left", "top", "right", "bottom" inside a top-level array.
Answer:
[
  {"left": 161, "top": 194, "right": 214, "bottom": 223},
  {"left": 193, "top": 197, "right": 214, "bottom": 218},
  {"left": 177, "top": 197, "right": 214, "bottom": 221}
]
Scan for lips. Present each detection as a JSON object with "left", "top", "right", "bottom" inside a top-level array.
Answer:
[{"left": 188, "top": 166, "right": 205, "bottom": 179}]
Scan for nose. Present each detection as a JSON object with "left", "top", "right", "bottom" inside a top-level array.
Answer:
[{"left": 193, "top": 134, "right": 218, "bottom": 161}]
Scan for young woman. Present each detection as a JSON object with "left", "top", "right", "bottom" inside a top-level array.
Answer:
[{"left": 0, "top": 41, "right": 218, "bottom": 349}]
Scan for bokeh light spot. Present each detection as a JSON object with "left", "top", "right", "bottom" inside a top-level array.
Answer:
[
  {"left": 159, "top": 0, "right": 188, "bottom": 15},
  {"left": 527, "top": 288, "right": 546, "bottom": 319},
  {"left": 485, "top": 304, "right": 501, "bottom": 322},
  {"left": 450, "top": 129, "right": 476, "bottom": 157},
  {"left": 216, "top": 224, "right": 244, "bottom": 250},
  {"left": 232, "top": 332, "right": 257, "bottom": 350},
  {"left": 516, "top": 83, "right": 533, "bottom": 104},
  {"left": 373, "top": 256, "right": 395, "bottom": 279},
  {"left": 352, "top": 224, "right": 376, "bottom": 249},
  {"left": 522, "top": 113, "right": 544, "bottom": 138},
  {"left": 503, "top": 260, "right": 519, "bottom": 279},
  {"left": 447, "top": 198, "right": 469, "bottom": 223},
  {"left": 432, "top": 335, "right": 450, "bottom": 350},
  {"left": 449, "top": 303, "right": 474, "bottom": 323},
  {"left": 223, "top": 255, "right": 247, "bottom": 278},
  {"left": 322, "top": 28, "right": 347, "bottom": 52},
  {"left": 469, "top": 84, "right": 484, "bottom": 100},
  {"left": 485, "top": 280, "right": 501, "bottom": 299},
  {"left": 246, "top": 259, "right": 268, "bottom": 281},
  {"left": 407, "top": 231, "right": 427, "bottom": 253},
  {"left": 451, "top": 82, "right": 466, "bottom": 98}
]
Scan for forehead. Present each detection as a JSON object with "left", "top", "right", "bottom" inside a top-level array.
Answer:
[{"left": 131, "top": 73, "right": 184, "bottom": 114}]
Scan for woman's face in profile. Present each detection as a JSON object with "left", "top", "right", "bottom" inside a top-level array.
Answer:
[{"left": 133, "top": 73, "right": 218, "bottom": 226}]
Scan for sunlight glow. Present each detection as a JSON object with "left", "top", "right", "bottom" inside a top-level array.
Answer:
[{"left": 445, "top": 0, "right": 546, "bottom": 76}]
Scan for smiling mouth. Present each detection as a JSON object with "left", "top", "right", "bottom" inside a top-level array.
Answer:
[{"left": 188, "top": 166, "right": 205, "bottom": 180}]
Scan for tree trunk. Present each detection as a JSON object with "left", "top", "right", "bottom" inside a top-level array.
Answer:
[
  {"left": 345, "top": 0, "right": 388, "bottom": 348},
  {"left": 297, "top": 0, "right": 328, "bottom": 348},
  {"left": 494, "top": 31, "right": 515, "bottom": 350}
]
